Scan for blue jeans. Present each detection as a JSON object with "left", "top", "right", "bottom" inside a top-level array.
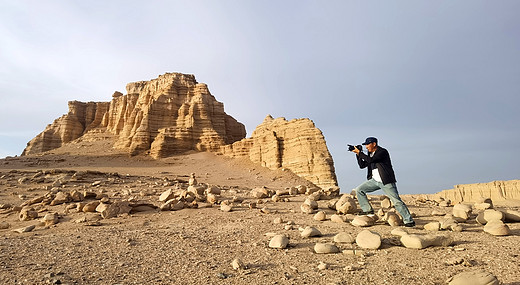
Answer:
[{"left": 354, "top": 179, "right": 414, "bottom": 223}]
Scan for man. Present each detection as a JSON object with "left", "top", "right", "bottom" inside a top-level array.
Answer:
[{"left": 350, "top": 137, "right": 415, "bottom": 227}]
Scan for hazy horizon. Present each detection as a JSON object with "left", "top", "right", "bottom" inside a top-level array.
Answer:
[{"left": 1, "top": 1, "right": 519, "bottom": 194}]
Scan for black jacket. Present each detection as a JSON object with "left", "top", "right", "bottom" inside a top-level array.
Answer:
[{"left": 356, "top": 146, "right": 397, "bottom": 185}]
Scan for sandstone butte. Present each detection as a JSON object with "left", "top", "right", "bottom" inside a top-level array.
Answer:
[
  {"left": 22, "top": 72, "right": 338, "bottom": 189},
  {"left": 434, "top": 180, "right": 520, "bottom": 203}
]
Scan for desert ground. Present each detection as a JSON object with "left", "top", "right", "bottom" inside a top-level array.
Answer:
[{"left": 1, "top": 139, "right": 519, "bottom": 285}]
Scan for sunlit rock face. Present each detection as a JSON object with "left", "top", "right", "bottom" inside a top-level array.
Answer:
[
  {"left": 435, "top": 180, "right": 520, "bottom": 203},
  {"left": 220, "top": 115, "right": 338, "bottom": 189},
  {"left": 23, "top": 73, "right": 246, "bottom": 156}
]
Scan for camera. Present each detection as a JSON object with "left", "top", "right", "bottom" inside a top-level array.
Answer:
[{"left": 347, "top": 144, "right": 363, "bottom": 152}]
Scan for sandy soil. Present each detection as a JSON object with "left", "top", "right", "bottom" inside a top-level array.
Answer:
[{"left": 1, "top": 140, "right": 519, "bottom": 285}]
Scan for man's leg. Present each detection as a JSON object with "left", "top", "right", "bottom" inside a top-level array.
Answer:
[
  {"left": 354, "top": 179, "right": 380, "bottom": 213},
  {"left": 380, "top": 182, "right": 414, "bottom": 224}
]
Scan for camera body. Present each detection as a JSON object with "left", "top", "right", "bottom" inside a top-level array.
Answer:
[{"left": 347, "top": 144, "right": 363, "bottom": 152}]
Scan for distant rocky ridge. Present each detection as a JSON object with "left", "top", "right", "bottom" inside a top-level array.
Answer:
[
  {"left": 22, "top": 73, "right": 338, "bottom": 189},
  {"left": 219, "top": 115, "right": 338, "bottom": 189},
  {"left": 435, "top": 180, "right": 520, "bottom": 203}
]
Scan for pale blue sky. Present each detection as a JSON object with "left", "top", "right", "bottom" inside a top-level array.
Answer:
[{"left": 1, "top": 1, "right": 519, "bottom": 194}]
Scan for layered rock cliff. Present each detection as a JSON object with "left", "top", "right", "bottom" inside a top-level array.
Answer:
[
  {"left": 23, "top": 73, "right": 246, "bottom": 156},
  {"left": 435, "top": 180, "right": 520, "bottom": 203},
  {"left": 220, "top": 115, "right": 338, "bottom": 189}
]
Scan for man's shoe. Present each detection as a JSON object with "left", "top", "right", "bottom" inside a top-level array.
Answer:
[{"left": 404, "top": 221, "right": 416, "bottom": 227}]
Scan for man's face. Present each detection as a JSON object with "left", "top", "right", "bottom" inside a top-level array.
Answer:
[{"left": 366, "top": 142, "right": 377, "bottom": 152}]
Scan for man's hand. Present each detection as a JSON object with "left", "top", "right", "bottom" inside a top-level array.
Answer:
[{"left": 353, "top": 146, "right": 360, "bottom": 154}]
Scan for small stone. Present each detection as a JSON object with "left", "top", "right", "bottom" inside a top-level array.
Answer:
[
  {"left": 424, "top": 222, "right": 441, "bottom": 231},
  {"left": 431, "top": 209, "right": 445, "bottom": 216},
  {"left": 13, "top": 225, "right": 36, "bottom": 233},
  {"left": 159, "top": 189, "right": 176, "bottom": 202},
  {"left": 336, "top": 195, "right": 357, "bottom": 214},
  {"left": 355, "top": 230, "right": 381, "bottom": 249},
  {"left": 317, "top": 262, "right": 328, "bottom": 270},
  {"left": 269, "top": 235, "right": 289, "bottom": 249},
  {"left": 231, "top": 258, "right": 245, "bottom": 270},
  {"left": 206, "top": 193, "right": 218, "bottom": 204},
  {"left": 301, "top": 226, "right": 322, "bottom": 238},
  {"left": 0, "top": 221, "right": 10, "bottom": 229},
  {"left": 447, "top": 270, "right": 499, "bottom": 285},
  {"left": 330, "top": 214, "right": 347, "bottom": 223},
  {"left": 300, "top": 203, "right": 315, "bottom": 214},
  {"left": 504, "top": 209, "right": 520, "bottom": 222},
  {"left": 304, "top": 198, "right": 318, "bottom": 209},
  {"left": 453, "top": 203, "right": 472, "bottom": 221},
  {"left": 273, "top": 217, "right": 283, "bottom": 224},
  {"left": 400, "top": 233, "right": 453, "bottom": 249},
  {"left": 483, "top": 220, "right": 511, "bottom": 236},
  {"left": 314, "top": 243, "right": 340, "bottom": 254},
  {"left": 83, "top": 201, "right": 100, "bottom": 212},
  {"left": 334, "top": 232, "right": 355, "bottom": 243},
  {"left": 19, "top": 208, "right": 38, "bottom": 221},
  {"left": 220, "top": 203, "right": 233, "bottom": 212},
  {"left": 42, "top": 213, "right": 59, "bottom": 226},
  {"left": 351, "top": 215, "right": 375, "bottom": 227},
  {"left": 385, "top": 212, "right": 402, "bottom": 226},
  {"left": 313, "top": 211, "right": 326, "bottom": 221}
]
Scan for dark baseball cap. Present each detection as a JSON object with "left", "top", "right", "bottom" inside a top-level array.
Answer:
[{"left": 362, "top": 137, "right": 378, "bottom": 145}]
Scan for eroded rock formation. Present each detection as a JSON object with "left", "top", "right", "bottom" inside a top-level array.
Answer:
[
  {"left": 435, "top": 180, "right": 520, "bottom": 203},
  {"left": 23, "top": 73, "right": 246, "bottom": 157},
  {"left": 220, "top": 115, "right": 338, "bottom": 189}
]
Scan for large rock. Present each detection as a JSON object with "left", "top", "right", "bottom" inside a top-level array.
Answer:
[
  {"left": 314, "top": 243, "right": 340, "bottom": 254},
  {"left": 483, "top": 220, "right": 511, "bottom": 236},
  {"left": 220, "top": 115, "right": 337, "bottom": 189},
  {"left": 22, "top": 73, "right": 246, "bottom": 156},
  {"left": 269, "top": 235, "right": 289, "bottom": 249}
]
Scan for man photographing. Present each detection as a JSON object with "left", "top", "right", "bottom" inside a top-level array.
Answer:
[{"left": 350, "top": 137, "right": 415, "bottom": 227}]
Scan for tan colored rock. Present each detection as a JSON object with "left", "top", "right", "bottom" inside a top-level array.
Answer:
[
  {"left": 0, "top": 221, "right": 10, "bottom": 229},
  {"left": 50, "top": 191, "right": 72, "bottom": 206},
  {"left": 400, "top": 234, "right": 453, "bottom": 249},
  {"left": 23, "top": 73, "right": 246, "bottom": 157},
  {"left": 351, "top": 215, "right": 375, "bottom": 227},
  {"left": 251, "top": 187, "right": 269, "bottom": 199},
  {"left": 269, "top": 235, "right": 289, "bottom": 249},
  {"left": 424, "top": 222, "right": 441, "bottom": 231},
  {"left": 314, "top": 243, "right": 340, "bottom": 254},
  {"left": 42, "top": 213, "right": 59, "bottom": 226},
  {"left": 391, "top": 228, "right": 408, "bottom": 237},
  {"left": 453, "top": 203, "right": 472, "bottom": 221},
  {"left": 220, "top": 202, "right": 233, "bottom": 212},
  {"left": 385, "top": 212, "right": 402, "bottom": 227},
  {"left": 334, "top": 232, "right": 355, "bottom": 244},
  {"left": 504, "top": 209, "right": 520, "bottom": 222},
  {"left": 300, "top": 203, "right": 315, "bottom": 214},
  {"left": 355, "top": 230, "right": 381, "bottom": 249},
  {"left": 101, "top": 201, "right": 132, "bottom": 219},
  {"left": 206, "top": 193, "right": 218, "bottom": 204},
  {"left": 483, "top": 220, "right": 511, "bottom": 236},
  {"left": 231, "top": 258, "right": 246, "bottom": 270},
  {"left": 220, "top": 115, "right": 337, "bottom": 189},
  {"left": 304, "top": 198, "right": 318, "bottom": 209},
  {"left": 447, "top": 270, "right": 499, "bottom": 285},
  {"left": 13, "top": 225, "right": 36, "bottom": 233},
  {"left": 313, "top": 211, "right": 326, "bottom": 221},
  {"left": 336, "top": 194, "right": 357, "bottom": 214},
  {"left": 330, "top": 214, "right": 347, "bottom": 223},
  {"left": 19, "top": 208, "right": 38, "bottom": 221},
  {"left": 435, "top": 180, "right": 520, "bottom": 203},
  {"left": 159, "top": 189, "right": 176, "bottom": 202},
  {"left": 83, "top": 201, "right": 100, "bottom": 212},
  {"left": 301, "top": 226, "right": 322, "bottom": 238}
]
